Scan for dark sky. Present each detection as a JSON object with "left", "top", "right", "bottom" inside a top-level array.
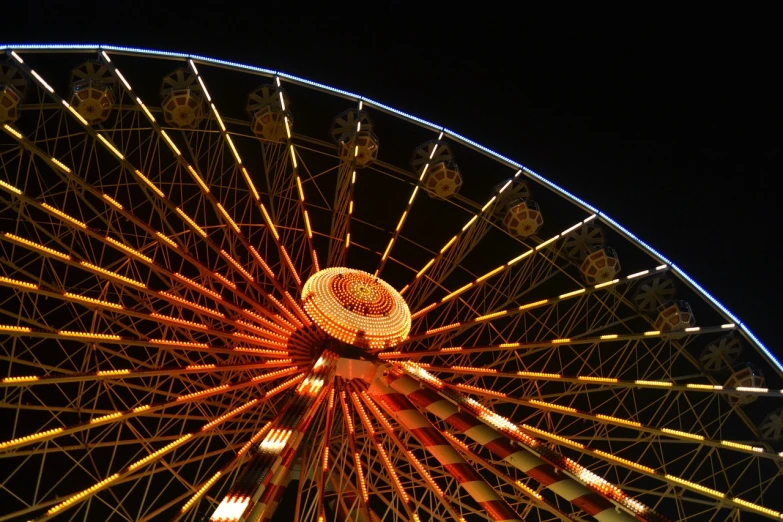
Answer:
[{"left": 5, "top": 5, "right": 780, "bottom": 350}]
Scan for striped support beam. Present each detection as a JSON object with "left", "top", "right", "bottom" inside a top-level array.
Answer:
[
  {"left": 385, "top": 371, "right": 657, "bottom": 522},
  {"left": 368, "top": 376, "right": 522, "bottom": 522}
]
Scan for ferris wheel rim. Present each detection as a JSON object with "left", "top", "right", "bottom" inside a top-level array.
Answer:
[{"left": 1, "top": 41, "right": 776, "bottom": 377}]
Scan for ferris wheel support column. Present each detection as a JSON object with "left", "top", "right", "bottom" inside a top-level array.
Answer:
[
  {"left": 367, "top": 370, "right": 524, "bottom": 522},
  {"left": 384, "top": 369, "right": 661, "bottom": 522}
]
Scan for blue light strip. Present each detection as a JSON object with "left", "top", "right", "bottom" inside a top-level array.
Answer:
[{"left": 2, "top": 43, "right": 778, "bottom": 374}]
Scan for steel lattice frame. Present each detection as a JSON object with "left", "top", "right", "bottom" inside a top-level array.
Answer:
[{"left": 0, "top": 44, "right": 781, "bottom": 522}]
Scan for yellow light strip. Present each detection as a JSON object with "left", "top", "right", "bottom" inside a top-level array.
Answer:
[
  {"left": 259, "top": 203, "right": 279, "bottom": 240},
  {"left": 476, "top": 265, "right": 504, "bottom": 283},
  {"left": 461, "top": 215, "right": 478, "bottom": 232},
  {"left": 211, "top": 104, "right": 225, "bottom": 130},
  {"left": 395, "top": 211, "right": 408, "bottom": 232},
  {"left": 521, "top": 424, "right": 584, "bottom": 448},
  {"left": 101, "top": 194, "right": 123, "bottom": 210},
  {"left": 174, "top": 272, "right": 223, "bottom": 300},
  {"left": 518, "top": 299, "right": 549, "bottom": 310},
  {"left": 288, "top": 145, "right": 297, "bottom": 168},
  {"left": 160, "top": 130, "right": 182, "bottom": 156},
  {"left": 474, "top": 310, "right": 507, "bottom": 322},
  {"left": 440, "top": 235, "right": 457, "bottom": 254},
  {"left": 441, "top": 282, "right": 473, "bottom": 302},
  {"left": 634, "top": 380, "right": 672, "bottom": 387},
  {"left": 216, "top": 203, "right": 240, "bottom": 233},
  {"left": 515, "top": 480, "right": 542, "bottom": 500},
  {"left": 90, "top": 411, "right": 123, "bottom": 424},
  {"left": 114, "top": 69, "right": 132, "bottom": 90},
  {"left": 0, "top": 276, "right": 38, "bottom": 289},
  {"left": 241, "top": 167, "right": 260, "bottom": 200},
  {"left": 720, "top": 440, "right": 763, "bottom": 453},
  {"left": 593, "top": 450, "right": 655, "bottom": 474},
  {"left": 186, "top": 165, "right": 210, "bottom": 193},
  {"left": 30, "top": 70, "right": 54, "bottom": 93},
  {"left": 58, "top": 330, "right": 122, "bottom": 340},
  {"left": 155, "top": 231, "right": 178, "bottom": 248},
  {"left": 303, "top": 210, "right": 313, "bottom": 238},
  {"left": 105, "top": 236, "right": 153, "bottom": 263},
  {"left": 0, "top": 427, "right": 64, "bottom": 449},
  {"left": 80, "top": 261, "right": 146, "bottom": 288},
  {"left": 181, "top": 471, "right": 222, "bottom": 513},
  {"left": 0, "top": 324, "right": 32, "bottom": 333},
  {"left": 97, "top": 369, "right": 130, "bottom": 376},
  {"left": 221, "top": 249, "right": 254, "bottom": 281},
  {"left": 64, "top": 292, "right": 122, "bottom": 309},
  {"left": 481, "top": 196, "right": 497, "bottom": 212},
  {"left": 732, "top": 498, "right": 782, "bottom": 517},
  {"left": 213, "top": 271, "right": 237, "bottom": 289},
  {"left": 41, "top": 202, "right": 87, "bottom": 228},
  {"left": 50, "top": 157, "right": 72, "bottom": 173},
  {"left": 644, "top": 330, "right": 660, "bottom": 336},
  {"left": 559, "top": 288, "right": 586, "bottom": 299},
  {"left": 137, "top": 98, "right": 156, "bottom": 122},
  {"left": 686, "top": 383, "right": 720, "bottom": 390},
  {"left": 135, "top": 169, "right": 165, "bottom": 197},
  {"left": 96, "top": 134, "right": 125, "bottom": 160},
  {"left": 600, "top": 334, "right": 618, "bottom": 340},
  {"left": 2, "top": 375, "right": 39, "bottom": 383},
  {"left": 2, "top": 124, "right": 23, "bottom": 139},
  {"left": 61, "top": 100, "right": 88, "bottom": 125},
  {"left": 128, "top": 434, "right": 193, "bottom": 470},
  {"left": 535, "top": 234, "right": 559, "bottom": 250},
  {"left": 594, "top": 279, "right": 619, "bottom": 289},
  {"left": 175, "top": 208, "right": 208, "bottom": 237},
  {"left": 595, "top": 414, "right": 642, "bottom": 427},
  {"left": 551, "top": 338, "right": 571, "bottom": 344},
  {"left": 577, "top": 375, "right": 618, "bottom": 383},
  {"left": 528, "top": 399, "right": 577, "bottom": 413},
  {"left": 517, "top": 371, "right": 561, "bottom": 378},
  {"left": 664, "top": 474, "right": 724, "bottom": 498},
  {"left": 661, "top": 427, "right": 704, "bottom": 440},
  {"left": 507, "top": 249, "right": 533, "bottom": 266}
]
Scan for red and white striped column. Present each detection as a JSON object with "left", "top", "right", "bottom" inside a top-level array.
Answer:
[
  {"left": 385, "top": 370, "right": 661, "bottom": 522},
  {"left": 368, "top": 374, "right": 523, "bottom": 522}
]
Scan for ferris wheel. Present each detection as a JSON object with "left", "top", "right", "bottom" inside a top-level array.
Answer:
[{"left": 0, "top": 44, "right": 781, "bottom": 522}]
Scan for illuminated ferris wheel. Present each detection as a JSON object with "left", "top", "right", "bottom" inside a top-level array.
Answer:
[{"left": 0, "top": 44, "right": 782, "bottom": 522}]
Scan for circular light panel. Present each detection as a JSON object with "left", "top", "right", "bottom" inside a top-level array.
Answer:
[{"left": 301, "top": 267, "right": 410, "bottom": 349}]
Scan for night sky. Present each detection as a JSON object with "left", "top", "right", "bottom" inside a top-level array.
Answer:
[{"left": 7, "top": 5, "right": 777, "bottom": 351}]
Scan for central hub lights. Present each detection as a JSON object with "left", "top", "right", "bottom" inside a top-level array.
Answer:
[{"left": 301, "top": 268, "right": 410, "bottom": 349}]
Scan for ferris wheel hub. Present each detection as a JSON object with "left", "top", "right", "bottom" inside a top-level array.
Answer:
[{"left": 301, "top": 267, "right": 411, "bottom": 350}]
